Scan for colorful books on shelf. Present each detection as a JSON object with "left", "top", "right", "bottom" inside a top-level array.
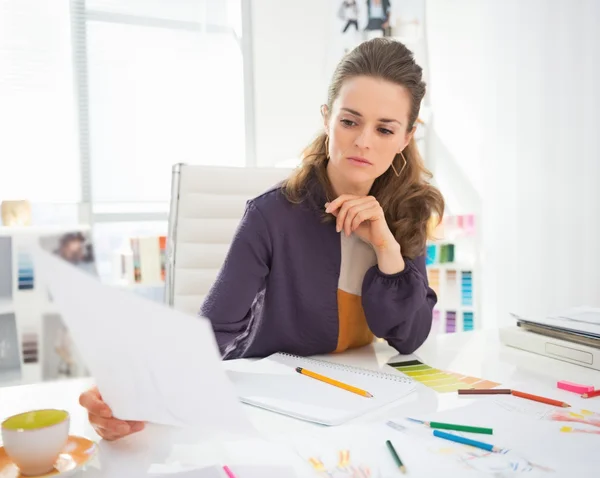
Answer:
[{"left": 127, "top": 236, "right": 166, "bottom": 285}]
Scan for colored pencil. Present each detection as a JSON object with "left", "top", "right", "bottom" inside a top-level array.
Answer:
[
  {"left": 458, "top": 388, "right": 512, "bottom": 395},
  {"left": 222, "top": 465, "right": 237, "bottom": 478},
  {"left": 432, "top": 430, "right": 502, "bottom": 453},
  {"left": 385, "top": 440, "right": 406, "bottom": 474},
  {"left": 406, "top": 417, "right": 493, "bottom": 435},
  {"left": 582, "top": 389, "right": 600, "bottom": 399},
  {"left": 511, "top": 390, "right": 570, "bottom": 408},
  {"left": 295, "top": 367, "right": 373, "bottom": 398}
]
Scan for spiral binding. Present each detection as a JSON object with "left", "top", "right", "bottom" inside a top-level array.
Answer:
[{"left": 275, "top": 352, "right": 413, "bottom": 384}]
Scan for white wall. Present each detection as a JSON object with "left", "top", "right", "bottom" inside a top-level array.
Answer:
[
  {"left": 426, "top": 0, "right": 600, "bottom": 327},
  {"left": 251, "top": 0, "right": 336, "bottom": 166},
  {"left": 250, "top": 0, "right": 424, "bottom": 167},
  {"left": 424, "top": 0, "right": 485, "bottom": 214}
]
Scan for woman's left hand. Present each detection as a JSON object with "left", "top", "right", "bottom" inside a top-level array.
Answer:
[{"left": 325, "top": 195, "right": 397, "bottom": 251}]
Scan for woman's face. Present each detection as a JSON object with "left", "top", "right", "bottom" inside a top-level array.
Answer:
[{"left": 324, "top": 75, "right": 414, "bottom": 188}]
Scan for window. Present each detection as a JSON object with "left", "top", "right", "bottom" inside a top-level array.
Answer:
[
  {"left": 78, "top": 0, "right": 245, "bottom": 208},
  {"left": 0, "top": 0, "right": 80, "bottom": 203}
]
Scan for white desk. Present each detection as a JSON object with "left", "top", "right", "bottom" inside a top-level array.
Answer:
[{"left": 1, "top": 330, "right": 599, "bottom": 476}]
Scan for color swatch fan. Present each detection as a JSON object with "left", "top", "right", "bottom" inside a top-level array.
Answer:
[{"left": 389, "top": 359, "right": 500, "bottom": 393}]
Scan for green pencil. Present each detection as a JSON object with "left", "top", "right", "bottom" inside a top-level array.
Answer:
[
  {"left": 385, "top": 439, "right": 406, "bottom": 474},
  {"left": 407, "top": 417, "right": 493, "bottom": 435}
]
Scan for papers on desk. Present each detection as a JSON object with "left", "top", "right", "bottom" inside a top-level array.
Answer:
[
  {"left": 226, "top": 352, "right": 415, "bottom": 426},
  {"left": 136, "top": 465, "right": 294, "bottom": 478},
  {"left": 87, "top": 425, "right": 302, "bottom": 477},
  {"left": 401, "top": 398, "right": 599, "bottom": 475},
  {"left": 34, "top": 247, "right": 254, "bottom": 437},
  {"left": 286, "top": 397, "right": 599, "bottom": 477}
]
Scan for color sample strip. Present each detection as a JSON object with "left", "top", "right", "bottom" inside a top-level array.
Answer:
[
  {"left": 427, "top": 268, "right": 440, "bottom": 295},
  {"left": 389, "top": 359, "right": 501, "bottom": 393},
  {"left": 21, "top": 332, "right": 38, "bottom": 363},
  {"left": 463, "top": 311, "right": 474, "bottom": 331},
  {"left": 17, "top": 250, "right": 34, "bottom": 290},
  {"left": 461, "top": 271, "right": 473, "bottom": 306},
  {"left": 426, "top": 244, "right": 437, "bottom": 265},
  {"left": 446, "top": 311, "right": 456, "bottom": 333},
  {"left": 432, "top": 309, "right": 441, "bottom": 333},
  {"left": 446, "top": 270, "right": 458, "bottom": 307}
]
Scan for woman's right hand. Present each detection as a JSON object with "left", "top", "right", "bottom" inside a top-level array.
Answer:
[{"left": 79, "top": 386, "right": 145, "bottom": 441}]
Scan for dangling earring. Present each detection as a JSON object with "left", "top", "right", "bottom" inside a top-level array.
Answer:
[
  {"left": 391, "top": 151, "right": 407, "bottom": 177},
  {"left": 324, "top": 135, "right": 330, "bottom": 159}
]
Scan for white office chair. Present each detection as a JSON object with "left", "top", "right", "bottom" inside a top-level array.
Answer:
[{"left": 165, "top": 164, "right": 293, "bottom": 316}]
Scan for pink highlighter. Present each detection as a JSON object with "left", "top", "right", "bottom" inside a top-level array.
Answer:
[{"left": 557, "top": 380, "right": 595, "bottom": 394}]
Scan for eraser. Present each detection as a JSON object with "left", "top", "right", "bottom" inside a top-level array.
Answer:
[{"left": 557, "top": 380, "right": 594, "bottom": 394}]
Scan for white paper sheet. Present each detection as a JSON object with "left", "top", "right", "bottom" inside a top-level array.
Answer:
[
  {"left": 34, "top": 248, "right": 255, "bottom": 436},
  {"left": 389, "top": 399, "right": 599, "bottom": 476},
  {"left": 288, "top": 424, "right": 472, "bottom": 477},
  {"left": 285, "top": 399, "right": 599, "bottom": 477},
  {"left": 82, "top": 427, "right": 300, "bottom": 477},
  {"left": 143, "top": 466, "right": 292, "bottom": 478}
]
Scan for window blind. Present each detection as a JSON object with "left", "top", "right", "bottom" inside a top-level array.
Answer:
[
  {"left": 0, "top": 0, "right": 80, "bottom": 203},
  {"left": 72, "top": 0, "right": 245, "bottom": 206}
]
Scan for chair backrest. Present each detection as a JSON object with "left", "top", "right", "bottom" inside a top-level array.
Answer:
[{"left": 165, "top": 164, "right": 293, "bottom": 316}]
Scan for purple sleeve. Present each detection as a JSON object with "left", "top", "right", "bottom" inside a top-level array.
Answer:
[
  {"left": 361, "top": 254, "right": 436, "bottom": 354},
  {"left": 199, "top": 200, "right": 271, "bottom": 355}
]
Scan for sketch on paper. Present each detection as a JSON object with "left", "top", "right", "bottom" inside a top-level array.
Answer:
[
  {"left": 495, "top": 398, "right": 600, "bottom": 428},
  {"left": 424, "top": 444, "right": 553, "bottom": 474},
  {"left": 306, "top": 449, "right": 378, "bottom": 477},
  {"left": 386, "top": 421, "right": 554, "bottom": 475}
]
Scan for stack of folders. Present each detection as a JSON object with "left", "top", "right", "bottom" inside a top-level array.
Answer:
[
  {"left": 513, "top": 307, "right": 600, "bottom": 349},
  {"left": 226, "top": 353, "right": 416, "bottom": 426}
]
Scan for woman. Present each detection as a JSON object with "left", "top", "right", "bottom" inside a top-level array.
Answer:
[
  {"left": 365, "top": 0, "right": 392, "bottom": 36},
  {"left": 339, "top": 0, "right": 359, "bottom": 33},
  {"left": 80, "top": 38, "right": 444, "bottom": 441}
]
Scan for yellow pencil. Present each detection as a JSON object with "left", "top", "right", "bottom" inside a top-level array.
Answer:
[{"left": 295, "top": 367, "right": 373, "bottom": 398}]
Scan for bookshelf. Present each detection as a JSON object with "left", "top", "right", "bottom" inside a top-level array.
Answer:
[
  {"left": 426, "top": 214, "right": 480, "bottom": 335},
  {"left": 0, "top": 227, "right": 166, "bottom": 387},
  {"left": 0, "top": 226, "right": 91, "bottom": 387}
]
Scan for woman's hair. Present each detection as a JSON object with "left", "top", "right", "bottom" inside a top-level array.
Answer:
[{"left": 283, "top": 37, "right": 444, "bottom": 259}]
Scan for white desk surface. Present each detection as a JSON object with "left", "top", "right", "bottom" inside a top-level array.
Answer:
[{"left": 1, "top": 329, "right": 599, "bottom": 476}]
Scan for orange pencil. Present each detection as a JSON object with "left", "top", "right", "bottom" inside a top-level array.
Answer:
[
  {"left": 511, "top": 390, "right": 570, "bottom": 408},
  {"left": 295, "top": 367, "right": 373, "bottom": 398},
  {"left": 582, "top": 389, "right": 600, "bottom": 399}
]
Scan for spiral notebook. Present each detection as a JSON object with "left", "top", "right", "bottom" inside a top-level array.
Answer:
[{"left": 226, "top": 352, "right": 415, "bottom": 426}]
